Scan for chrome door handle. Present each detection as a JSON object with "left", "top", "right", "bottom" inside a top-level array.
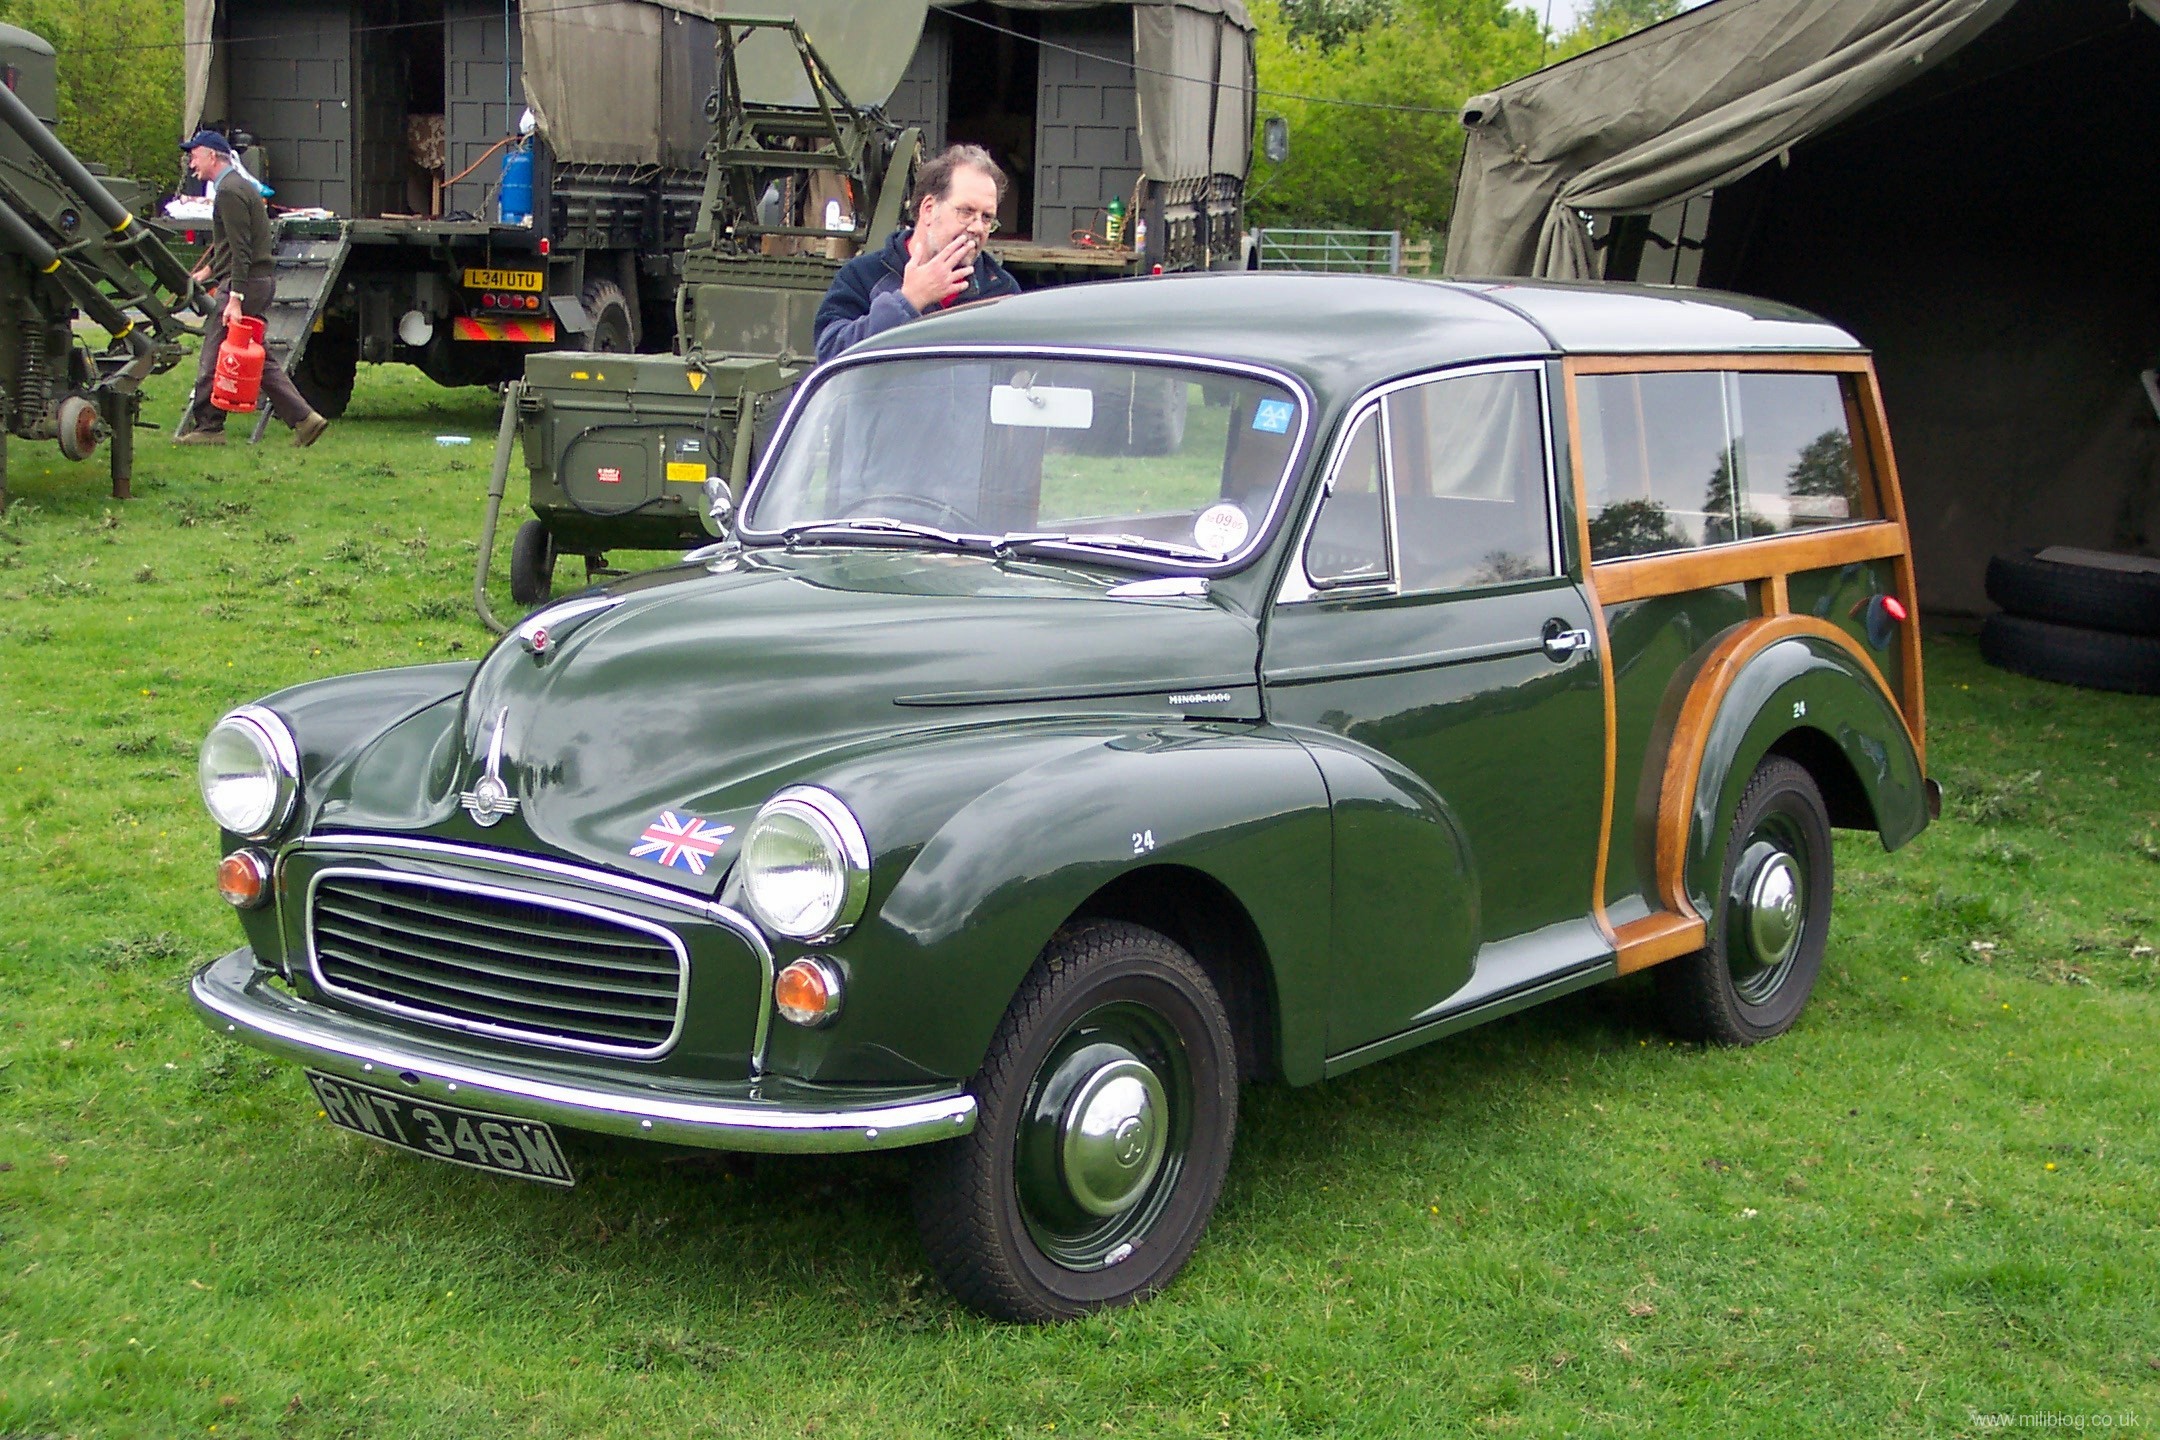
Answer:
[{"left": 1541, "top": 621, "right": 1591, "bottom": 661}]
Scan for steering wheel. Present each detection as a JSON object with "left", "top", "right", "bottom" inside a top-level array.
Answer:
[{"left": 840, "top": 492, "right": 982, "bottom": 531}]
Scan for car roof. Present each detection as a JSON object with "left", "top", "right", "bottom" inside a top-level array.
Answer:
[{"left": 854, "top": 272, "right": 1864, "bottom": 403}]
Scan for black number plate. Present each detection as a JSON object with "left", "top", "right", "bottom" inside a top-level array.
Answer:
[{"left": 306, "top": 1071, "right": 576, "bottom": 1188}]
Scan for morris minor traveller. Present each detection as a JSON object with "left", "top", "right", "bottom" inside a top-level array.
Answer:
[{"left": 192, "top": 275, "right": 1934, "bottom": 1321}]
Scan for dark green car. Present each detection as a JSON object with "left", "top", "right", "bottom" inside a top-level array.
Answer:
[{"left": 192, "top": 275, "right": 1934, "bottom": 1321}]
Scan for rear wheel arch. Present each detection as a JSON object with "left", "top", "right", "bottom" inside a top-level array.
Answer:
[
  {"left": 1671, "top": 630, "right": 1927, "bottom": 918},
  {"left": 1073, "top": 865, "right": 1281, "bottom": 1085},
  {"left": 1764, "top": 725, "right": 1875, "bottom": 833}
]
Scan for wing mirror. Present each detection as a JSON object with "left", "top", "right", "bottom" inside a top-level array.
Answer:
[{"left": 703, "top": 476, "right": 735, "bottom": 537}]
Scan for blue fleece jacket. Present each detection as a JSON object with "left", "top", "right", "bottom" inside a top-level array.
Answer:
[{"left": 812, "top": 226, "right": 1020, "bottom": 363}]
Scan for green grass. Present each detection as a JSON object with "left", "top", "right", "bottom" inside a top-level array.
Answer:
[{"left": 3, "top": 356, "right": 2158, "bottom": 1436}]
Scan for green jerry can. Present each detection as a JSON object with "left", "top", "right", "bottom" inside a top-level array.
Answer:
[{"left": 505, "top": 350, "right": 802, "bottom": 605}]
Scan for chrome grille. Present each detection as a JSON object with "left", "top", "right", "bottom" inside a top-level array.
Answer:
[{"left": 308, "top": 871, "right": 687, "bottom": 1057}]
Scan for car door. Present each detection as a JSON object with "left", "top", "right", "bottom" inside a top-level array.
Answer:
[{"left": 1261, "top": 362, "right": 1610, "bottom": 1059}]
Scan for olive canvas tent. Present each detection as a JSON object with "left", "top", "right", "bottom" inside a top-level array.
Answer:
[{"left": 1446, "top": 0, "right": 2160, "bottom": 614}]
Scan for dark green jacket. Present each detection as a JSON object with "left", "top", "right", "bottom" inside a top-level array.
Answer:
[{"left": 202, "top": 165, "right": 273, "bottom": 288}]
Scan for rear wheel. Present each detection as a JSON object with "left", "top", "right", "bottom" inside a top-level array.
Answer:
[
  {"left": 509, "top": 519, "right": 556, "bottom": 607},
  {"left": 293, "top": 332, "right": 357, "bottom": 419},
  {"left": 581, "top": 278, "right": 636, "bottom": 353},
  {"left": 913, "top": 920, "right": 1237, "bottom": 1322},
  {"left": 1657, "top": 756, "right": 1833, "bottom": 1046}
]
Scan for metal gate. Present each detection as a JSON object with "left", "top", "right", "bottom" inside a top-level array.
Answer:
[{"left": 1251, "top": 228, "right": 1403, "bottom": 274}]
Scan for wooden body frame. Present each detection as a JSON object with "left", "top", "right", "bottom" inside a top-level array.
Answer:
[{"left": 1559, "top": 353, "right": 1925, "bottom": 974}]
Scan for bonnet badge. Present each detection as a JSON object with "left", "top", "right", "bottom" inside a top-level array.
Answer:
[{"left": 458, "top": 707, "right": 521, "bottom": 827}]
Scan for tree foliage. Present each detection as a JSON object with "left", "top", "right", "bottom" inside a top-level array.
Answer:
[
  {"left": 1248, "top": 0, "right": 1687, "bottom": 240},
  {"left": 1246, "top": 0, "right": 1546, "bottom": 238},
  {"left": 0, "top": 0, "right": 184, "bottom": 191},
  {"left": 1274, "top": 0, "right": 1402, "bottom": 51},
  {"left": 1559, "top": 0, "right": 1683, "bottom": 53}
]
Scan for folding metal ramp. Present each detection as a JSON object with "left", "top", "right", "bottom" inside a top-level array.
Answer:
[{"left": 245, "top": 217, "right": 351, "bottom": 443}]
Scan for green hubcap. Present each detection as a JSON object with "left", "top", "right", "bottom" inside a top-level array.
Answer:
[
  {"left": 1015, "top": 1002, "right": 1190, "bottom": 1271},
  {"left": 1727, "top": 827, "right": 1809, "bottom": 1005}
]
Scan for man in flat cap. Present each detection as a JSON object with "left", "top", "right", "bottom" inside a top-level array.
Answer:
[{"left": 175, "top": 129, "right": 327, "bottom": 446}]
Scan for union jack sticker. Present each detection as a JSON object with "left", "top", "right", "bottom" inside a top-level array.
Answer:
[{"left": 630, "top": 810, "right": 734, "bottom": 876}]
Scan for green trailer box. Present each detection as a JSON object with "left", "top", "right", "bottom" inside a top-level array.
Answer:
[{"left": 511, "top": 350, "right": 802, "bottom": 598}]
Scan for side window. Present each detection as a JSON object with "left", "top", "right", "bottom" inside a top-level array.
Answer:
[
  {"left": 1579, "top": 369, "right": 1879, "bottom": 561},
  {"left": 1304, "top": 410, "right": 1389, "bottom": 586},
  {"left": 1730, "top": 373, "right": 1877, "bottom": 536},
  {"left": 1578, "top": 371, "right": 1730, "bottom": 560},
  {"left": 1384, "top": 369, "right": 1554, "bottom": 591}
]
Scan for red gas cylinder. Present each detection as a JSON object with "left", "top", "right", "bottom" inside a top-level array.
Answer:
[{"left": 211, "top": 315, "right": 266, "bottom": 413}]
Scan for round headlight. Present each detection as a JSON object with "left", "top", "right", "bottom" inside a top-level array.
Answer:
[
  {"left": 198, "top": 705, "right": 300, "bottom": 839},
  {"left": 739, "top": 786, "right": 869, "bottom": 942}
]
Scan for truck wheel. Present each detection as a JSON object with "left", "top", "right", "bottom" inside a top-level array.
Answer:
[
  {"left": 294, "top": 335, "right": 358, "bottom": 419},
  {"left": 581, "top": 279, "right": 636, "bottom": 353},
  {"left": 509, "top": 520, "right": 556, "bottom": 607},
  {"left": 1656, "top": 757, "right": 1832, "bottom": 1046},
  {"left": 913, "top": 920, "right": 1237, "bottom": 1323}
]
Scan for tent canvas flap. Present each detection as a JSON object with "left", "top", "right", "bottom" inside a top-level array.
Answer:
[
  {"left": 1134, "top": 3, "right": 1254, "bottom": 180},
  {"left": 1446, "top": 0, "right": 2015, "bottom": 278},
  {"left": 183, "top": 0, "right": 216, "bottom": 138}
]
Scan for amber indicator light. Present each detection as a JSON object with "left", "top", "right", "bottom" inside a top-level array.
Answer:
[
  {"left": 217, "top": 849, "right": 271, "bottom": 909},
  {"left": 773, "top": 958, "right": 842, "bottom": 1026}
]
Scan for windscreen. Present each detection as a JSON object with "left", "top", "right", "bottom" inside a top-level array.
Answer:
[{"left": 744, "top": 357, "right": 1305, "bottom": 567}]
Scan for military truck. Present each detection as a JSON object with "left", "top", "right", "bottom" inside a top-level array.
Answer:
[
  {"left": 184, "top": 0, "right": 1254, "bottom": 436},
  {"left": 476, "top": 0, "right": 1258, "bottom": 608},
  {"left": 0, "top": 24, "right": 198, "bottom": 510}
]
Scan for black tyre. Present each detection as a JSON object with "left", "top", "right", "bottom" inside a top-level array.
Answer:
[
  {"left": 293, "top": 333, "right": 357, "bottom": 419},
  {"left": 913, "top": 920, "right": 1237, "bottom": 1323},
  {"left": 581, "top": 278, "right": 637, "bottom": 353},
  {"left": 509, "top": 519, "right": 556, "bottom": 607},
  {"left": 1656, "top": 757, "right": 1833, "bottom": 1046},
  {"left": 1979, "top": 613, "right": 2160, "bottom": 695},
  {"left": 1985, "top": 548, "right": 2160, "bottom": 636}
]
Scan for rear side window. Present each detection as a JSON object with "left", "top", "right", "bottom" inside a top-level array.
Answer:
[{"left": 1578, "top": 370, "right": 1877, "bottom": 562}]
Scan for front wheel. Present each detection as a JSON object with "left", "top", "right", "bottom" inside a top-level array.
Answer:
[
  {"left": 912, "top": 920, "right": 1237, "bottom": 1322},
  {"left": 1656, "top": 756, "right": 1833, "bottom": 1045},
  {"left": 508, "top": 519, "right": 556, "bottom": 607}
]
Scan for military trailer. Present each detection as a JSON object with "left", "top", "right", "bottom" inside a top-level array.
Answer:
[
  {"left": 182, "top": 0, "right": 1254, "bottom": 434},
  {"left": 477, "top": 0, "right": 1257, "bottom": 608},
  {"left": 0, "top": 24, "right": 198, "bottom": 510}
]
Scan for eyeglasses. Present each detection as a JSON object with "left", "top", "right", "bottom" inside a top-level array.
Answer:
[{"left": 943, "top": 202, "right": 1000, "bottom": 234}]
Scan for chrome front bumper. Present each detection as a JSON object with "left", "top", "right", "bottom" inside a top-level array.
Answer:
[{"left": 191, "top": 947, "right": 977, "bottom": 1153}]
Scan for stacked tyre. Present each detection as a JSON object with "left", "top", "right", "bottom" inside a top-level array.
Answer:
[{"left": 1980, "top": 548, "right": 2160, "bottom": 694}]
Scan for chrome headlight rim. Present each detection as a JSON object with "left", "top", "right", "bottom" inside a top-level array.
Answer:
[
  {"left": 740, "top": 785, "right": 870, "bottom": 944},
  {"left": 199, "top": 703, "right": 301, "bottom": 840}
]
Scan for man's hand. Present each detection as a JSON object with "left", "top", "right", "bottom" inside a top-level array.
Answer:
[
  {"left": 899, "top": 231, "right": 976, "bottom": 311},
  {"left": 222, "top": 291, "right": 244, "bottom": 327}
]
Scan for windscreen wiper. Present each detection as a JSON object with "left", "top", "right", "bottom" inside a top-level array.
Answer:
[
  {"left": 994, "top": 531, "right": 1213, "bottom": 563},
  {"left": 781, "top": 518, "right": 991, "bottom": 550}
]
